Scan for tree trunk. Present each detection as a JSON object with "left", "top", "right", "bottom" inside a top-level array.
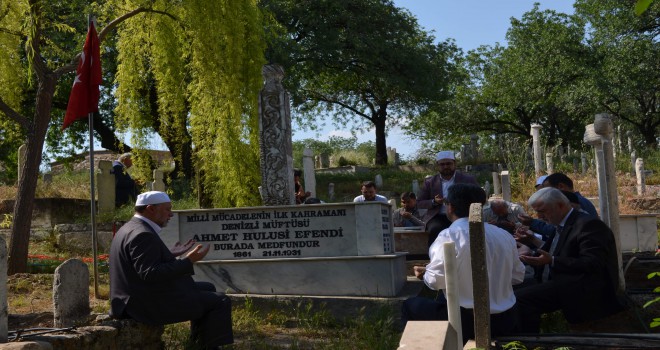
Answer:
[
  {"left": 374, "top": 109, "right": 388, "bottom": 166},
  {"left": 93, "top": 112, "right": 132, "bottom": 153},
  {"left": 8, "top": 77, "right": 57, "bottom": 274}
]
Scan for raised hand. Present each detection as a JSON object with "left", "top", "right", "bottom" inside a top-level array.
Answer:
[
  {"left": 170, "top": 239, "right": 196, "bottom": 257},
  {"left": 185, "top": 244, "right": 210, "bottom": 263}
]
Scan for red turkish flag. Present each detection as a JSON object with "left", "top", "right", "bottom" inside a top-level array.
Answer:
[{"left": 62, "top": 21, "right": 102, "bottom": 130}]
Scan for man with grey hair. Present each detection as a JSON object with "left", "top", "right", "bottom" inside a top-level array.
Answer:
[
  {"left": 112, "top": 152, "right": 138, "bottom": 207},
  {"left": 482, "top": 199, "right": 526, "bottom": 234},
  {"left": 515, "top": 187, "right": 625, "bottom": 333}
]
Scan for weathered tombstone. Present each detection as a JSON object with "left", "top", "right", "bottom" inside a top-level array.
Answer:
[
  {"left": 152, "top": 169, "right": 165, "bottom": 192},
  {"left": 573, "top": 158, "right": 579, "bottom": 174},
  {"left": 586, "top": 114, "right": 624, "bottom": 293},
  {"left": 581, "top": 152, "right": 587, "bottom": 174},
  {"left": 17, "top": 143, "right": 27, "bottom": 183},
  {"left": 530, "top": 124, "right": 543, "bottom": 176},
  {"left": 470, "top": 134, "right": 479, "bottom": 161},
  {"left": 329, "top": 155, "right": 336, "bottom": 167},
  {"left": 0, "top": 237, "right": 7, "bottom": 343},
  {"left": 491, "top": 172, "right": 501, "bottom": 195},
  {"left": 43, "top": 173, "right": 53, "bottom": 185},
  {"left": 443, "top": 242, "right": 463, "bottom": 350},
  {"left": 97, "top": 160, "right": 115, "bottom": 214},
  {"left": 616, "top": 125, "right": 623, "bottom": 153},
  {"left": 636, "top": 158, "right": 646, "bottom": 196},
  {"left": 328, "top": 183, "right": 335, "bottom": 201},
  {"left": 387, "top": 147, "right": 397, "bottom": 165},
  {"left": 53, "top": 259, "right": 90, "bottom": 327},
  {"left": 258, "top": 64, "right": 295, "bottom": 205},
  {"left": 500, "top": 171, "right": 511, "bottom": 202},
  {"left": 558, "top": 145, "right": 565, "bottom": 163},
  {"left": 411, "top": 179, "right": 419, "bottom": 197},
  {"left": 584, "top": 125, "right": 609, "bottom": 222},
  {"left": 631, "top": 151, "right": 637, "bottom": 177},
  {"left": 314, "top": 155, "right": 321, "bottom": 169},
  {"left": 468, "top": 203, "right": 490, "bottom": 348},
  {"left": 627, "top": 130, "right": 633, "bottom": 154},
  {"left": 320, "top": 153, "right": 330, "bottom": 168},
  {"left": 388, "top": 198, "right": 397, "bottom": 210},
  {"left": 545, "top": 152, "right": 554, "bottom": 174},
  {"left": 483, "top": 181, "right": 491, "bottom": 197},
  {"left": 302, "top": 148, "right": 317, "bottom": 198},
  {"left": 374, "top": 174, "right": 383, "bottom": 189}
]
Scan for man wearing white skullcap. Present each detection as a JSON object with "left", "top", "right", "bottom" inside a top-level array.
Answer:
[
  {"left": 110, "top": 191, "right": 234, "bottom": 348},
  {"left": 417, "top": 151, "right": 479, "bottom": 246}
]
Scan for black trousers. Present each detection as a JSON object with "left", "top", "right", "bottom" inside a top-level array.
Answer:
[
  {"left": 426, "top": 214, "right": 453, "bottom": 247},
  {"left": 191, "top": 282, "right": 234, "bottom": 349},
  {"left": 401, "top": 296, "right": 518, "bottom": 344}
]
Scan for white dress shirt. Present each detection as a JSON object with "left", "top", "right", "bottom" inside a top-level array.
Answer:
[{"left": 424, "top": 217, "right": 525, "bottom": 313}]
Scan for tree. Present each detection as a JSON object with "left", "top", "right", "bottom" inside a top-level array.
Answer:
[
  {"left": 408, "top": 5, "right": 596, "bottom": 152},
  {"left": 0, "top": 0, "right": 265, "bottom": 273},
  {"left": 261, "top": 0, "right": 458, "bottom": 165},
  {"left": 576, "top": 0, "right": 660, "bottom": 148}
]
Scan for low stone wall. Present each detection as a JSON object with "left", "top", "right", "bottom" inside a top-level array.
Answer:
[
  {"left": 0, "top": 317, "right": 163, "bottom": 350},
  {"left": 53, "top": 223, "right": 120, "bottom": 254}
]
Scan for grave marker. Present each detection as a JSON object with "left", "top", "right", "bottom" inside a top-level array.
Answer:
[
  {"left": 53, "top": 259, "right": 90, "bottom": 327},
  {"left": 97, "top": 160, "right": 114, "bottom": 213},
  {"left": 302, "top": 148, "right": 317, "bottom": 198}
]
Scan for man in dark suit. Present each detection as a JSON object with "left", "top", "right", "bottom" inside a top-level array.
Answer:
[
  {"left": 417, "top": 150, "right": 479, "bottom": 246},
  {"left": 110, "top": 191, "right": 233, "bottom": 349},
  {"left": 112, "top": 152, "right": 138, "bottom": 207},
  {"left": 515, "top": 187, "right": 625, "bottom": 333}
]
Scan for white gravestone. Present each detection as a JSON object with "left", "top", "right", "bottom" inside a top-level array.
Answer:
[
  {"left": 152, "top": 169, "right": 166, "bottom": 192},
  {"left": 302, "top": 149, "right": 317, "bottom": 198},
  {"left": 160, "top": 202, "right": 405, "bottom": 297},
  {"left": 530, "top": 124, "right": 543, "bottom": 176},
  {"left": 635, "top": 158, "right": 645, "bottom": 196},
  {"left": 500, "top": 171, "right": 511, "bottom": 202}
]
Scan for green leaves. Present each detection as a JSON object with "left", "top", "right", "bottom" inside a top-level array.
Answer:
[{"left": 635, "top": 0, "right": 654, "bottom": 16}]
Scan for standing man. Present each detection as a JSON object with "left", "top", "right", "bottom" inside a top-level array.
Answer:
[
  {"left": 417, "top": 151, "right": 479, "bottom": 246},
  {"left": 515, "top": 187, "right": 624, "bottom": 333},
  {"left": 110, "top": 191, "right": 233, "bottom": 349},
  {"left": 112, "top": 152, "right": 138, "bottom": 207},
  {"left": 402, "top": 184, "right": 525, "bottom": 344},
  {"left": 392, "top": 192, "right": 425, "bottom": 227},
  {"left": 353, "top": 181, "right": 389, "bottom": 203}
]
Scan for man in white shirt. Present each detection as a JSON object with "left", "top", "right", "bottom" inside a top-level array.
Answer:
[
  {"left": 402, "top": 183, "right": 525, "bottom": 343},
  {"left": 353, "top": 181, "right": 389, "bottom": 203}
]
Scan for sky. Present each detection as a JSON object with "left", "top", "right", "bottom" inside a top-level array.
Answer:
[{"left": 292, "top": 0, "right": 577, "bottom": 160}]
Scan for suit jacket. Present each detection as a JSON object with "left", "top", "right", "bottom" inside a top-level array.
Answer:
[
  {"left": 110, "top": 217, "right": 204, "bottom": 325},
  {"left": 112, "top": 163, "right": 137, "bottom": 206},
  {"left": 543, "top": 210, "right": 623, "bottom": 323},
  {"left": 417, "top": 171, "right": 479, "bottom": 222}
]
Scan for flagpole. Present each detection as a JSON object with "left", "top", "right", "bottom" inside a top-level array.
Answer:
[{"left": 87, "top": 15, "right": 100, "bottom": 299}]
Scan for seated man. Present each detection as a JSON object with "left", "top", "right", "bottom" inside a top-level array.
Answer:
[
  {"left": 542, "top": 172, "right": 598, "bottom": 217},
  {"left": 110, "top": 191, "right": 233, "bottom": 349},
  {"left": 515, "top": 187, "right": 625, "bottom": 333},
  {"left": 353, "top": 181, "right": 389, "bottom": 203},
  {"left": 392, "top": 192, "right": 425, "bottom": 227},
  {"left": 402, "top": 184, "right": 525, "bottom": 344},
  {"left": 482, "top": 199, "right": 527, "bottom": 234}
]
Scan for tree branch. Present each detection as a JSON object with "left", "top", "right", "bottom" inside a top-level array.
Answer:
[
  {"left": 98, "top": 7, "right": 178, "bottom": 42},
  {"left": 0, "top": 96, "right": 29, "bottom": 130}
]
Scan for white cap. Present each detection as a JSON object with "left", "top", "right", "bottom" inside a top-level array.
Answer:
[
  {"left": 135, "top": 191, "right": 171, "bottom": 206},
  {"left": 535, "top": 175, "right": 548, "bottom": 187},
  {"left": 435, "top": 151, "right": 455, "bottom": 161}
]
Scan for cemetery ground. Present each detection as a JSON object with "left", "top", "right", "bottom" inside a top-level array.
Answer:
[{"left": 2, "top": 164, "right": 660, "bottom": 349}]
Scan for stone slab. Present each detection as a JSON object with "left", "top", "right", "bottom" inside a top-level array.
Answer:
[
  {"left": 194, "top": 253, "right": 407, "bottom": 297},
  {"left": 397, "top": 321, "right": 458, "bottom": 350},
  {"left": 393, "top": 227, "right": 428, "bottom": 255},
  {"left": 619, "top": 214, "right": 658, "bottom": 252},
  {"left": 161, "top": 202, "right": 394, "bottom": 261}
]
